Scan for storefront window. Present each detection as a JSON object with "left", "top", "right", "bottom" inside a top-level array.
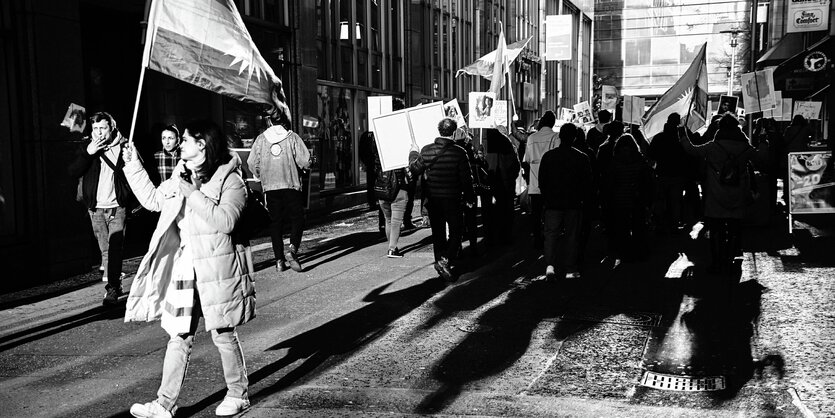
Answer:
[{"left": 316, "top": 85, "right": 355, "bottom": 190}]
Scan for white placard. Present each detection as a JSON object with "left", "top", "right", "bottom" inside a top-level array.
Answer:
[
  {"left": 443, "top": 99, "right": 467, "bottom": 128},
  {"left": 793, "top": 101, "right": 822, "bottom": 120},
  {"left": 737, "top": 107, "right": 746, "bottom": 118},
  {"left": 622, "top": 96, "right": 646, "bottom": 126},
  {"left": 408, "top": 101, "right": 446, "bottom": 150},
  {"left": 368, "top": 96, "right": 392, "bottom": 121},
  {"left": 493, "top": 100, "right": 508, "bottom": 128},
  {"left": 740, "top": 68, "right": 776, "bottom": 113},
  {"left": 469, "top": 92, "right": 497, "bottom": 128},
  {"left": 573, "top": 101, "right": 593, "bottom": 124},
  {"left": 763, "top": 91, "right": 782, "bottom": 119},
  {"left": 783, "top": 98, "right": 794, "bottom": 121},
  {"left": 559, "top": 108, "right": 575, "bottom": 123},
  {"left": 371, "top": 110, "right": 412, "bottom": 171}
]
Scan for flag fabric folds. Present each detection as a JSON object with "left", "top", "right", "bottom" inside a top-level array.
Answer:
[
  {"left": 142, "top": 0, "right": 291, "bottom": 122},
  {"left": 488, "top": 28, "right": 507, "bottom": 96},
  {"left": 641, "top": 42, "right": 708, "bottom": 140},
  {"left": 456, "top": 36, "right": 532, "bottom": 80}
]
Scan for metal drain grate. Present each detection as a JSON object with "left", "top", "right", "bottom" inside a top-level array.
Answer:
[{"left": 640, "top": 371, "right": 725, "bottom": 391}]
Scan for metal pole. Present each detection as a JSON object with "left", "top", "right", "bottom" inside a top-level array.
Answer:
[{"left": 728, "top": 43, "right": 736, "bottom": 96}]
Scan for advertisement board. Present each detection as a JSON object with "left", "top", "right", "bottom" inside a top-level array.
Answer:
[
  {"left": 545, "top": 15, "right": 573, "bottom": 61},
  {"left": 788, "top": 151, "right": 835, "bottom": 215},
  {"left": 787, "top": 0, "right": 830, "bottom": 33}
]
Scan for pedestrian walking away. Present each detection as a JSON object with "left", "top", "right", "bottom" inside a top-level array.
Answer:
[
  {"left": 409, "top": 117, "right": 475, "bottom": 282},
  {"left": 121, "top": 119, "right": 256, "bottom": 418},
  {"left": 67, "top": 111, "right": 138, "bottom": 306},
  {"left": 247, "top": 115, "right": 312, "bottom": 273},
  {"left": 538, "top": 123, "right": 592, "bottom": 280},
  {"left": 523, "top": 110, "right": 560, "bottom": 250}
]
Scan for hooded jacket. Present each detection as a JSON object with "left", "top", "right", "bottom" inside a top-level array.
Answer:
[
  {"left": 680, "top": 127, "right": 767, "bottom": 219},
  {"left": 122, "top": 153, "right": 256, "bottom": 332},
  {"left": 247, "top": 125, "right": 311, "bottom": 192}
]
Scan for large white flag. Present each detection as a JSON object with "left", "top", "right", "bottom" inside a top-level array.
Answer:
[{"left": 456, "top": 37, "right": 532, "bottom": 81}]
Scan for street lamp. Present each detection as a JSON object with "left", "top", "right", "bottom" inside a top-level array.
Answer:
[{"left": 720, "top": 29, "right": 741, "bottom": 95}]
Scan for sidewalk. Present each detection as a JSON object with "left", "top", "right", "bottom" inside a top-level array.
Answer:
[{"left": 0, "top": 207, "right": 832, "bottom": 417}]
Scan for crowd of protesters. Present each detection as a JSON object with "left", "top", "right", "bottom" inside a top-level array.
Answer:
[{"left": 67, "top": 100, "right": 816, "bottom": 417}]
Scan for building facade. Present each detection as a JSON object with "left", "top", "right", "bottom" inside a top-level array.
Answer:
[
  {"left": 1, "top": 0, "right": 572, "bottom": 285},
  {"left": 593, "top": 0, "right": 753, "bottom": 106}
]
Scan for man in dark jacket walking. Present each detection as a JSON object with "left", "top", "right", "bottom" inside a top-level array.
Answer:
[
  {"left": 409, "top": 118, "right": 475, "bottom": 282},
  {"left": 539, "top": 123, "right": 592, "bottom": 280},
  {"left": 68, "top": 112, "right": 137, "bottom": 306}
]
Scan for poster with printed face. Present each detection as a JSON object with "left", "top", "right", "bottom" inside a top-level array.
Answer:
[
  {"left": 740, "top": 68, "right": 776, "bottom": 113},
  {"left": 560, "top": 108, "right": 575, "bottom": 123},
  {"left": 788, "top": 151, "right": 835, "bottom": 214},
  {"left": 60, "top": 103, "right": 86, "bottom": 133},
  {"left": 717, "top": 95, "right": 738, "bottom": 115},
  {"left": 371, "top": 110, "right": 412, "bottom": 171},
  {"left": 443, "top": 99, "right": 467, "bottom": 128},
  {"left": 408, "top": 101, "right": 447, "bottom": 150},
  {"left": 469, "top": 92, "right": 497, "bottom": 128},
  {"left": 601, "top": 85, "right": 619, "bottom": 112},
  {"left": 793, "top": 101, "right": 822, "bottom": 120},
  {"left": 368, "top": 96, "right": 393, "bottom": 121},
  {"left": 573, "top": 101, "right": 593, "bottom": 125}
]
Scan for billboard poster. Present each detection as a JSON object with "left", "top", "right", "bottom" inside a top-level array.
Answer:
[
  {"left": 371, "top": 110, "right": 412, "bottom": 171},
  {"left": 408, "top": 101, "right": 446, "bottom": 150},
  {"left": 545, "top": 15, "right": 573, "bottom": 61},
  {"left": 788, "top": 151, "right": 835, "bottom": 214},
  {"left": 787, "top": 0, "right": 830, "bottom": 33}
]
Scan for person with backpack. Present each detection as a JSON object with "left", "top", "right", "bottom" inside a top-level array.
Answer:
[
  {"left": 373, "top": 149, "right": 409, "bottom": 258},
  {"left": 679, "top": 113, "right": 768, "bottom": 274},
  {"left": 408, "top": 118, "right": 475, "bottom": 282}
]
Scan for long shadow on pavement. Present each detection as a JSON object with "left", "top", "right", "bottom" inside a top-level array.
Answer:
[
  {"left": 0, "top": 302, "right": 126, "bottom": 352},
  {"left": 189, "top": 278, "right": 449, "bottom": 411}
]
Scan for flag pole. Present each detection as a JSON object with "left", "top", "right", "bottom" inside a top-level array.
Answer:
[{"left": 128, "top": 65, "right": 147, "bottom": 143}]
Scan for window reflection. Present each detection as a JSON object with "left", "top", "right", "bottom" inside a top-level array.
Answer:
[{"left": 317, "top": 86, "right": 355, "bottom": 190}]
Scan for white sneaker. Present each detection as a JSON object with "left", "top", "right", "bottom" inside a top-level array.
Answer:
[
  {"left": 545, "top": 265, "right": 556, "bottom": 280},
  {"left": 215, "top": 397, "right": 250, "bottom": 416},
  {"left": 130, "top": 400, "right": 173, "bottom": 418}
]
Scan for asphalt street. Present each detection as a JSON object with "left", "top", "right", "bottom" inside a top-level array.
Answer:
[{"left": 0, "top": 205, "right": 833, "bottom": 417}]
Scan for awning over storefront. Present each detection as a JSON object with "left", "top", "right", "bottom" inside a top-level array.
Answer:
[{"left": 757, "top": 33, "right": 804, "bottom": 65}]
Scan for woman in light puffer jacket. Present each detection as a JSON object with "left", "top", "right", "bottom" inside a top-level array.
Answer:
[{"left": 122, "top": 119, "right": 256, "bottom": 418}]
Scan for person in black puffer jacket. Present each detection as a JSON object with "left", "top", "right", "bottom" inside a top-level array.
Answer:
[{"left": 409, "top": 118, "right": 475, "bottom": 282}]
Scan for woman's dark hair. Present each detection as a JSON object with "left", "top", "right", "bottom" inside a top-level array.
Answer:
[
  {"left": 718, "top": 113, "right": 739, "bottom": 130},
  {"left": 184, "top": 119, "right": 231, "bottom": 181}
]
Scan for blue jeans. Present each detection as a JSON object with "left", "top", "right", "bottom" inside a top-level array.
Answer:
[
  {"left": 88, "top": 207, "right": 126, "bottom": 288},
  {"left": 156, "top": 327, "right": 249, "bottom": 411},
  {"left": 543, "top": 208, "right": 582, "bottom": 274},
  {"left": 379, "top": 190, "right": 408, "bottom": 251}
]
